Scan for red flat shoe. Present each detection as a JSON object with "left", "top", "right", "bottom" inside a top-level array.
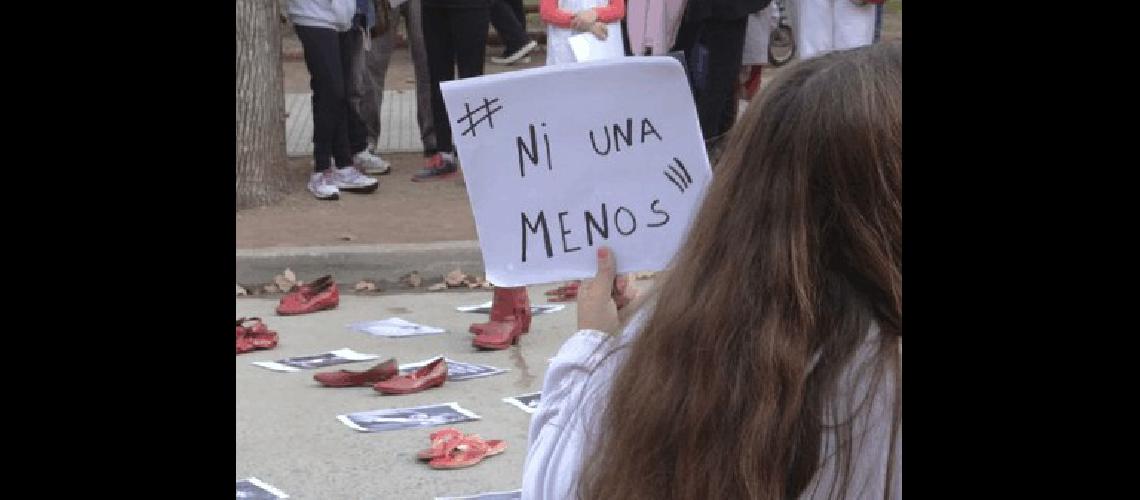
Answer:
[
  {"left": 277, "top": 275, "right": 339, "bottom": 315},
  {"left": 313, "top": 358, "right": 397, "bottom": 387},
  {"left": 470, "top": 287, "right": 532, "bottom": 336},
  {"left": 428, "top": 435, "right": 506, "bottom": 469},
  {"left": 373, "top": 357, "right": 447, "bottom": 395}
]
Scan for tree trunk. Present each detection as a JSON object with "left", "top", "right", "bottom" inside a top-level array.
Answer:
[{"left": 236, "top": 0, "right": 290, "bottom": 210}]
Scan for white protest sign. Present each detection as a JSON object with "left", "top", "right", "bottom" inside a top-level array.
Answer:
[{"left": 441, "top": 58, "right": 711, "bottom": 286}]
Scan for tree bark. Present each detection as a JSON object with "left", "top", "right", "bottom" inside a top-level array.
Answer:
[{"left": 236, "top": 0, "right": 290, "bottom": 210}]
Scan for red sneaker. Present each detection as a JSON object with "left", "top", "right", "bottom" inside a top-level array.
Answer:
[
  {"left": 277, "top": 275, "right": 339, "bottom": 315},
  {"left": 470, "top": 287, "right": 532, "bottom": 336},
  {"left": 313, "top": 358, "right": 398, "bottom": 387},
  {"left": 373, "top": 357, "right": 447, "bottom": 395}
]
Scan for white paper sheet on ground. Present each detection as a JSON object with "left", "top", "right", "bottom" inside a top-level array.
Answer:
[
  {"left": 502, "top": 391, "right": 542, "bottom": 414},
  {"left": 456, "top": 301, "right": 566, "bottom": 315},
  {"left": 568, "top": 23, "right": 624, "bottom": 62},
  {"left": 347, "top": 317, "right": 446, "bottom": 337},
  {"left": 441, "top": 58, "right": 712, "bottom": 286},
  {"left": 400, "top": 356, "right": 508, "bottom": 381},
  {"left": 251, "top": 348, "right": 379, "bottom": 372},
  {"left": 337, "top": 402, "right": 481, "bottom": 433},
  {"left": 435, "top": 490, "right": 522, "bottom": 500},
  {"left": 236, "top": 477, "right": 289, "bottom": 499}
]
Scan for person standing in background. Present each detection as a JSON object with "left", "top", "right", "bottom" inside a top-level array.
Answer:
[
  {"left": 352, "top": 0, "right": 440, "bottom": 175},
  {"left": 416, "top": 0, "right": 493, "bottom": 181},
  {"left": 286, "top": 0, "right": 382, "bottom": 200}
]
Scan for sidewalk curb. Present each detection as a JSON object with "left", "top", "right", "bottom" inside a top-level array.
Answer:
[{"left": 236, "top": 241, "right": 485, "bottom": 287}]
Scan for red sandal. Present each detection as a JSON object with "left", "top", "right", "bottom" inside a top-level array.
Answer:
[
  {"left": 416, "top": 427, "right": 464, "bottom": 461},
  {"left": 428, "top": 435, "right": 506, "bottom": 469},
  {"left": 238, "top": 317, "right": 279, "bottom": 351}
]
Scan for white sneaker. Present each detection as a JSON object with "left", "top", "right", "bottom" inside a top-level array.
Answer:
[
  {"left": 308, "top": 171, "right": 340, "bottom": 200},
  {"left": 334, "top": 166, "right": 379, "bottom": 193},
  {"left": 491, "top": 40, "right": 538, "bottom": 65},
  {"left": 354, "top": 150, "right": 391, "bottom": 175}
]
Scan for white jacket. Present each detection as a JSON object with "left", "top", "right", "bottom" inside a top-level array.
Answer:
[{"left": 286, "top": 0, "right": 356, "bottom": 32}]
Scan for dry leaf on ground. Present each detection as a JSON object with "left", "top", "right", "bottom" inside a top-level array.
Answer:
[
  {"left": 236, "top": 284, "right": 249, "bottom": 296},
  {"left": 339, "top": 233, "right": 355, "bottom": 241},
  {"left": 427, "top": 282, "right": 448, "bottom": 291},
  {"left": 263, "top": 284, "right": 280, "bottom": 294},
  {"left": 400, "top": 271, "right": 423, "bottom": 288},
  {"left": 445, "top": 269, "right": 467, "bottom": 287},
  {"left": 634, "top": 271, "right": 657, "bottom": 280},
  {"left": 274, "top": 268, "right": 298, "bottom": 291},
  {"left": 354, "top": 280, "right": 378, "bottom": 292}
]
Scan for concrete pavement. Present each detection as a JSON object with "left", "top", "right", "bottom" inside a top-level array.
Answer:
[{"left": 236, "top": 283, "right": 576, "bottom": 499}]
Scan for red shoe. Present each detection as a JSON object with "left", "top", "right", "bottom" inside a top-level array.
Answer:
[
  {"left": 276, "top": 275, "right": 339, "bottom": 315},
  {"left": 428, "top": 435, "right": 506, "bottom": 469},
  {"left": 472, "top": 312, "right": 524, "bottom": 350},
  {"left": 373, "top": 357, "right": 447, "bottom": 395},
  {"left": 313, "top": 358, "right": 397, "bottom": 387},
  {"left": 416, "top": 427, "right": 464, "bottom": 461},
  {"left": 469, "top": 287, "right": 532, "bottom": 336},
  {"left": 237, "top": 317, "right": 277, "bottom": 354}
]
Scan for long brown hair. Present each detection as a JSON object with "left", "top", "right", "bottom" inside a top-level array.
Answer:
[{"left": 578, "top": 41, "right": 902, "bottom": 500}]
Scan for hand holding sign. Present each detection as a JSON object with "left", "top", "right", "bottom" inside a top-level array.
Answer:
[{"left": 440, "top": 58, "right": 712, "bottom": 286}]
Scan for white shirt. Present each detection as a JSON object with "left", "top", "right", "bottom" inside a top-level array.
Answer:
[{"left": 521, "top": 310, "right": 901, "bottom": 499}]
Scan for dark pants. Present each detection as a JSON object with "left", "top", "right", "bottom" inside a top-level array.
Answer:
[
  {"left": 673, "top": 16, "right": 749, "bottom": 140},
  {"left": 422, "top": 6, "right": 491, "bottom": 154},
  {"left": 295, "top": 24, "right": 369, "bottom": 171},
  {"left": 490, "top": 0, "right": 530, "bottom": 53},
  {"left": 874, "top": 3, "right": 883, "bottom": 42}
]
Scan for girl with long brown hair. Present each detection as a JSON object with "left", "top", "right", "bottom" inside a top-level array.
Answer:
[{"left": 522, "top": 40, "right": 902, "bottom": 499}]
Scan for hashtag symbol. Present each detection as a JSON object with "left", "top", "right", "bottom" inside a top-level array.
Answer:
[
  {"left": 663, "top": 157, "right": 693, "bottom": 193},
  {"left": 456, "top": 97, "right": 503, "bottom": 137}
]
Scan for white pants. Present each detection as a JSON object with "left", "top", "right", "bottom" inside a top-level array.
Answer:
[{"left": 792, "top": 0, "right": 876, "bottom": 60}]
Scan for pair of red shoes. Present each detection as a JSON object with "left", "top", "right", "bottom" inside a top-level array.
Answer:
[
  {"left": 236, "top": 318, "right": 278, "bottom": 354},
  {"left": 313, "top": 357, "right": 448, "bottom": 395},
  {"left": 470, "top": 287, "right": 533, "bottom": 350},
  {"left": 277, "top": 275, "right": 339, "bottom": 315},
  {"left": 417, "top": 428, "right": 506, "bottom": 469}
]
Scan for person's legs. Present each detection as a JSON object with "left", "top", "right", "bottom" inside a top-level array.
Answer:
[
  {"left": 490, "top": 0, "right": 528, "bottom": 53},
  {"left": 404, "top": 0, "right": 439, "bottom": 154},
  {"left": 489, "top": 0, "right": 536, "bottom": 64},
  {"left": 454, "top": 7, "right": 491, "bottom": 79},
  {"left": 422, "top": 5, "right": 457, "bottom": 156},
  {"left": 337, "top": 27, "right": 369, "bottom": 165},
  {"left": 505, "top": 0, "right": 525, "bottom": 25},
  {"left": 695, "top": 16, "right": 748, "bottom": 139},
  {"left": 294, "top": 25, "right": 344, "bottom": 172},
  {"left": 873, "top": 2, "right": 883, "bottom": 43},
  {"left": 360, "top": 23, "right": 396, "bottom": 151}
]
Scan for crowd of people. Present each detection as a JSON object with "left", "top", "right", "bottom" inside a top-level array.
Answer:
[
  {"left": 284, "top": 0, "right": 885, "bottom": 198},
  {"left": 280, "top": 0, "right": 898, "bottom": 498}
]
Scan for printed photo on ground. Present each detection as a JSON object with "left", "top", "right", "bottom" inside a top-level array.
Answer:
[
  {"left": 400, "top": 357, "right": 508, "bottom": 381},
  {"left": 251, "top": 348, "right": 379, "bottom": 372},
  {"left": 337, "top": 402, "right": 480, "bottom": 433},
  {"left": 503, "top": 391, "right": 542, "bottom": 414},
  {"left": 236, "top": 477, "right": 289, "bottom": 499}
]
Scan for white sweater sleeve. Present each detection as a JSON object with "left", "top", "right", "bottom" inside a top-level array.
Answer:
[{"left": 521, "top": 329, "right": 610, "bottom": 500}]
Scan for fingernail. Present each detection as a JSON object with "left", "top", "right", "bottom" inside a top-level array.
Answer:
[{"left": 598, "top": 248, "right": 609, "bottom": 259}]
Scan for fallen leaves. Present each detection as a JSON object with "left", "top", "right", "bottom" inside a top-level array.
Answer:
[
  {"left": 354, "top": 280, "right": 379, "bottom": 293},
  {"left": 427, "top": 268, "right": 492, "bottom": 291},
  {"left": 400, "top": 271, "right": 423, "bottom": 288},
  {"left": 236, "top": 284, "right": 249, "bottom": 296},
  {"left": 634, "top": 271, "right": 657, "bottom": 280},
  {"left": 273, "top": 268, "right": 298, "bottom": 292}
]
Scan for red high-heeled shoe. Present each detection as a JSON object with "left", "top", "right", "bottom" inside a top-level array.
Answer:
[{"left": 470, "top": 287, "right": 532, "bottom": 336}]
